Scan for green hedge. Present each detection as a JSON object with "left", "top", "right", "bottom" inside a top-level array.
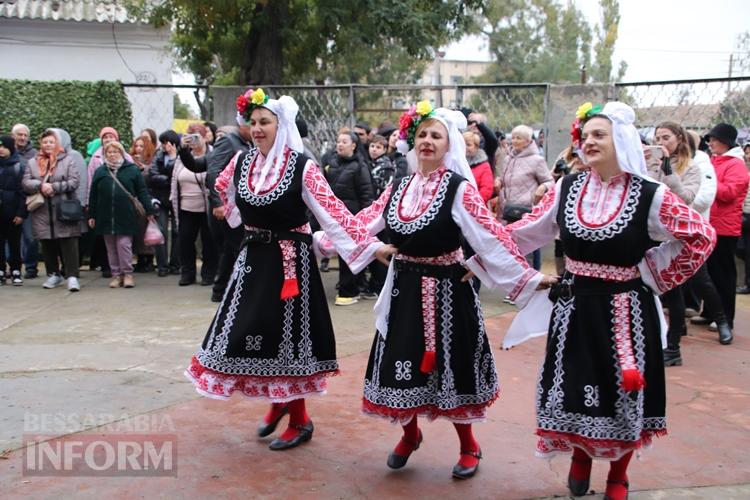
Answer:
[{"left": 0, "top": 79, "right": 133, "bottom": 153}]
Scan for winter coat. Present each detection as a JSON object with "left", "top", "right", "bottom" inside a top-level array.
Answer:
[
  {"left": 86, "top": 146, "right": 133, "bottom": 203},
  {"left": 52, "top": 129, "right": 89, "bottom": 233},
  {"left": 22, "top": 152, "right": 82, "bottom": 240},
  {"left": 646, "top": 156, "right": 702, "bottom": 205},
  {"left": 691, "top": 150, "right": 717, "bottom": 219},
  {"left": 323, "top": 153, "right": 374, "bottom": 214},
  {"left": 0, "top": 154, "right": 26, "bottom": 220},
  {"left": 17, "top": 143, "right": 37, "bottom": 169},
  {"left": 498, "top": 141, "right": 554, "bottom": 217},
  {"left": 369, "top": 154, "right": 395, "bottom": 197},
  {"left": 467, "top": 149, "right": 494, "bottom": 202},
  {"left": 147, "top": 150, "right": 176, "bottom": 206},
  {"left": 88, "top": 161, "right": 155, "bottom": 236},
  {"left": 387, "top": 151, "right": 410, "bottom": 185},
  {"left": 170, "top": 157, "right": 209, "bottom": 228},
  {"left": 709, "top": 147, "right": 749, "bottom": 237}
]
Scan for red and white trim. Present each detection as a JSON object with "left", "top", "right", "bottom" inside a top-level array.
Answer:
[
  {"left": 420, "top": 276, "right": 438, "bottom": 373},
  {"left": 185, "top": 356, "right": 338, "bottom": 403},
  {"left": 535, "top": 428, "right": 667, "bottom": 461},
  {"left": 566, "top": 258, "right": 640, "bottom": 282},
  {"left": 612, "top": 293, "right": 644, "bottom": 392},
  {"left": 362, "top": 391, "right": 499, "bottom": 425}
]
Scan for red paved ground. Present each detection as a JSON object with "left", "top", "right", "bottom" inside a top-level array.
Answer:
[{"left": 2, "top": 306, "right": 748, "bottom": 499}]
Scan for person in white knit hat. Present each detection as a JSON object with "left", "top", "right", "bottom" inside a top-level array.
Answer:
[{"left": 504, "top": 101, "right": 716, "bottom": 500}]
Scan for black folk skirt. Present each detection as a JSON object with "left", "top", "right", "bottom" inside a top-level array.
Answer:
[
  {"left": 535, "top": 277, "right": 667, "bottom": 460},
  {"left": 362, "top": 263, "right": 499, "bottom": 424},
  {"left": 186, "top": 239, "right": 339, "bottom": 402}
]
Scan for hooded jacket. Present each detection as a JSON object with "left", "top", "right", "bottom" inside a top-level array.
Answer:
[
  {"left": 709, "top": 146, "right": 749, "bottom": 236},
  {"left": 22, "top": 151, "right": 81, "bottom": 240}
]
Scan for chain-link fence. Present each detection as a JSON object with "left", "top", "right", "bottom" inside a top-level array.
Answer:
[
  {"left": 614, "top": 76, "right": 750, "bottom": 142},
  {"left": 125, "top": 77, "right": 750, "bottom": 158},
  {"left": 121, "top": 83, "right": 209, "bottom": 139}
]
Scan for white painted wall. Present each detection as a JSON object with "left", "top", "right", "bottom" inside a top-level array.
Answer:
[{"left": 0, "top": 18, "right": 175, "bottom": 139}]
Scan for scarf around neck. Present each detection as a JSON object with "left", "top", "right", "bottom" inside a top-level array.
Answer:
[{"left": 37, "top": 146, "right": 64, "bottom": 178}]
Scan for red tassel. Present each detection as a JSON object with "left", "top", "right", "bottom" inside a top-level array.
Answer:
[
  {"left": 621, "top": 368, "right": 645, "bottom": 392},
  {"left": 280, "top": 278, "right": 299, "bottom": 300},
  {"left": 420, "top": 351, "right": 436, "bottom": 374}
]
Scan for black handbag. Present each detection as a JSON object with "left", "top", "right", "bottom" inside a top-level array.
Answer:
[
  {"left": 57, "top": 192, "right": 83, "bottom": 223},
  {"left": 502, "top": 203, "right": 532, "bottom": 223}
]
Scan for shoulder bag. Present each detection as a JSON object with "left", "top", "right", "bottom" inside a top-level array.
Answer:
[{"left": 26, "top": 172, "right": 50, "bottom": 212}]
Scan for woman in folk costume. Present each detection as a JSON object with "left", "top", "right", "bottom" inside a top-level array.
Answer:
[
  {"left": 504, "top": 102, "right": 716, "bottom": 500},
  {"left": 185, "top": 88, "right": 382, "bottom": 450},
  {"left": 317, "top": 102, "right": 557, "bottom": 479}
]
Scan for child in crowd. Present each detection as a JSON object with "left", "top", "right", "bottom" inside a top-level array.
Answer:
[{"left": 367, "top": 134, "right": 395, "bottom": 197}]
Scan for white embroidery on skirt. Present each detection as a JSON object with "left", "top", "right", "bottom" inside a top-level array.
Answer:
[
  {"left": 395, "top": 360, "right": 412, "bottom": 381},
  {"left": 583, "top": 385, "right": 600, "bottom": 408},
  {"left": 245, "top": 335, "right": 262, "bottom": 351}
]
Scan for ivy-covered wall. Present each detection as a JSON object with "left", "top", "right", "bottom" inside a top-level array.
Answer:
[{"left": 0, "top": 79, "right": 133, "bottom": 153}]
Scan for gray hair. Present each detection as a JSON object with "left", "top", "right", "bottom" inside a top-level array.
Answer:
[
  {"left": 11, "top": 123, "right": 30, "bottom": 135},
  {"left": 511, "top": 125, "right": 533, "bottom": 141}
]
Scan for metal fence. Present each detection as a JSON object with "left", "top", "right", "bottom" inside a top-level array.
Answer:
[
  {"left": 122, "top": 77, "right": 750, "bottom": 157},
  {"left": 613, "top": 76, "right": 750, "bottom": 142}
]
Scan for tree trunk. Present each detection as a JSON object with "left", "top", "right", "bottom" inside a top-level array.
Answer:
[{"left": 242, "top": 0, "right": 286, "bottom": 85}]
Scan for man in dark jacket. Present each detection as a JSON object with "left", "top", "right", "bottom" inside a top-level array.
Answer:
[
  {"left": 180, "top": 124, "right": 252, "bottom": 302},
  {"left": 148, "top": 130, "right": 181, "bottom": 276},
  {"left": 12, "top": 124, "right": 39, "bottom": 279},
  {"left": 0, "top": 135, "right": 27, "bottom": 285}
]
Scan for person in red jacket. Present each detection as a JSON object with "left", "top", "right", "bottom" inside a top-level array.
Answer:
[
  {"left": 704, "top": 123, "right": 749, "bottom": 341},
  {"left": 464, "top": 131, "right": 494, "bottom": 203}
]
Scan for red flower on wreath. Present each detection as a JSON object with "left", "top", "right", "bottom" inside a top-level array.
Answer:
[{"left": 236, "top": 95, "right": 249, "bottom": 115}]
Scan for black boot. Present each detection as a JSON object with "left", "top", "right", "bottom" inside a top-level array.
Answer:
[
  {"left": 663, "top": 347, "right": 682, "bottom": 366},
  {"left": 717, "top": 321, "right": 733, "bottom": 345}
]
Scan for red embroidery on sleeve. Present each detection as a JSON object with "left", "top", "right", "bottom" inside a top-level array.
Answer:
[
  {"left": 505, "top": 185, "right": 557, "bottom": 232},
  {"left": 646, "top": 189, "right": 716, "bottom": 293},
  {"left": 462, "top": 182, "right": 528, "bottom": 267},
  {"left": 302, "top": 163, "right": 376, "bottom": 261}
]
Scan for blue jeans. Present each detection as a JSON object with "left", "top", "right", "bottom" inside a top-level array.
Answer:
[{"left": 21, "top": 217, "right": 39, "bottom": 271}]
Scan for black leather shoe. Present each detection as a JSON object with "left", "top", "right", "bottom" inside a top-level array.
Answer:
[
  {"left": 737, "top": 285, "right": 750, "bottom": 294},
  {"left": 210, "top": 290, "right": 223, "bottom": 302},
  {"left": 200, "top": 277, "right": 214, "bottom": 286},
  {"left": 717, "top": 322, "right": 733, "bottom": 345},
  {"left": 256, "top": 406, "right": 289, "bottom": 437},
  {"left": 157, "top": 269, "right": 168, "bottom": 277},
  {"left": 663, "top": 348, "right": 683, "bottom": 367},
  {"left": 179, "top": 275, "right": 195, "bottom": 286},
  {"left": 689, "top": 315, "right": 712, "bottom": 325},
  {"left": 386, "top": 430, "right": 423, "bottom": 469},
  {"left": 452, "top": 449, "right": 482, "bottom": 479},
  {"left": 268, "top": 421, "right": 313, "bottom": 450},
  {"left": 567, "top": 455, "right": 591, "bottom": 496}
]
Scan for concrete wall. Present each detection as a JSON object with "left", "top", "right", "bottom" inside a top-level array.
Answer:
[
  {"left": 545, "top": 84, "right": 617, "bottom": 165},
  {"left": 0, "top": 18, "right": 173, "bottom": 138}
]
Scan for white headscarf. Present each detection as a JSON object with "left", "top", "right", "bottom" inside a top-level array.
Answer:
[
  {"left": 600, "top": 101, "right": 649, "bottom": 179},
  {"left": 397, "top": 107, "right": 477, "bottom": 187},
  {"left": 237, "top": 94, "right": 304, "bottom": 194}
]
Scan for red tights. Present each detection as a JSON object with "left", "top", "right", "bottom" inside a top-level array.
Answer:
[{"left": 276, "top": 399, "right": 310, "bottom": 441}]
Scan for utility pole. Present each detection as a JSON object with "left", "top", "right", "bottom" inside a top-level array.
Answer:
[{"left": 727, "top": 53, "right": 733, "bottom": 93}]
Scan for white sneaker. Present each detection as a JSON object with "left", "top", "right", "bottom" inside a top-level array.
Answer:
[
  {"left": 11, "top": 270, "right": 23, "bottom": 286},
  {"left": 43, "top": 274, "right": 64, "bottom": 289},
  {"left": 708, "top": 321, "right": 718, "bottom": 332},
  {"left": 67, "top": 276, "right": 80, "bottom": 292}
]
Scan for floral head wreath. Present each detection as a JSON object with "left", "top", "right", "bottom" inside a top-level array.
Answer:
[
  {"left": 236, "top": 87, "right": 270, "bottom": 124},
  {"left": 570, "top": 101, "right": 603, "bottom": 147},
  {"left": 398, "top": 100, "right": 436, "bottom": 149}
]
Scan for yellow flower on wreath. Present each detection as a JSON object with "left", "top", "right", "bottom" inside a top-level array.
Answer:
[
  {"left": 250, "top": 88, "right": 267, "bottom": 106},
  {"left": 416, "top": 100, "right": 433, "bottom": 116},
  {"left": 576, "top": 102, "right": 593, "bottom": 120}
]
